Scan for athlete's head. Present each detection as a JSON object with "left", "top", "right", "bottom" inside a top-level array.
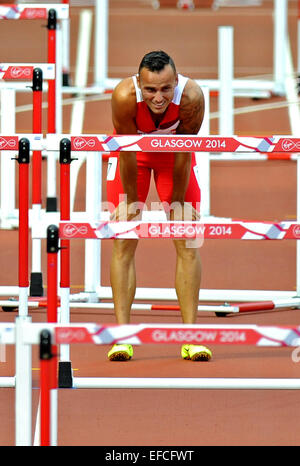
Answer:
[
  {"left": 138, "top": 50, "right": 176, "bottom": 74},
  {"left": 138, "top": 51, "right": 178, "bottom": 115}
]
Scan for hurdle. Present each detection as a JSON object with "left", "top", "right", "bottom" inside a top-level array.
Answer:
[
  {"left": 39, "top": 221, "right": 300, "bottom": 446},
  {"left": 0, "top": 135, "right": 43, "bottom": 304},
  {"left": 0, "top": 3, "right": 69, "bottom": 219},
  {"left": 0, "top": 136, "right": 36, "bottom": 403},
  {"left": 58, "top": 1, "right": 288, "bottom": 98},
  {"left": 0, "top": 63, "right": 54, "bottom": 229},
  {"left": 0, "top": 4, "right": 70, "bottom": 299},
  {"left": 2, "top": 132, "right": 296, "bottom": 300},
  {"left": 90, "top": 0, "right": 288, "bottom": 97},
  {"left": 46, "top": 134, "right": 300, "bottom": 313},
  {"left": 4, "top": 315, "right": 300, "bottom": 445},
  {"left": 0, "top": 64, "right": 57, "bottom": 300},
  {"left": 0, "top": 3, "right": 69, "bottom": 132},
  {"left": 41, "top": 133, "right": 300, "bottom": 310}
]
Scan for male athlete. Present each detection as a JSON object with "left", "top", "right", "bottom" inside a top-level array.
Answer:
[{"left": 106, "top": 50, "right": 212, "bottom": 362}]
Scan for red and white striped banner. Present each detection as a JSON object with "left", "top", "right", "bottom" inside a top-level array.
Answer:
[
  {"left": 54, "top": 323, "right": 300, "bottom": 347},
  {"left": 55, "top": 134, "right": 300, "bottom": 153},
  {"left": 1, "top": 322, "right": 300, "bottom": 346},
  {"left": 0, "top": 4, "right": 69, "bottom": 20},
  {"left": 0, "top": 63, "right": 55, "bottom": 80},
  {"left": 59, "top": 220, "right": 300, "bottom": 240},
  {"left": 0, "top": 136, "right": 18, "bottom": 151},
  {"left": 0, "top": 135, "right": 43, "bottom": 151}
]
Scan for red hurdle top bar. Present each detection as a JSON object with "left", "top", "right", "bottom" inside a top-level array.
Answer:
[
  {"left": 53, "top": 323, "right": 300, "bottom": 347},
  {"left": 58, "top": 220, "right": 300, "bottom": 240},
  {"left": 0, "top": 4, "right": 69, "bottom": 20},
  {"left": 48, "top": 135, "right": 300, "bottom": 153},
  {"left": 0, "top": 135, "right": 43, "bottom": 151},
  {"left": 0, "top": 64, "right": 55, "bottom": 81},
  {"left": 2, "top": 134, "right": 300, "bottom": 154}
]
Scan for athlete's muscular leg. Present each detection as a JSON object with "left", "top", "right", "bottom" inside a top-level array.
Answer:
[
  {"left": 107, "top": 159, "right": 149, "bottom": 326},
  {"left": 173, "top": 239, "right": 201, "bottom": 324},
  {"left": 170, "top": 200, "right": 201, "bottom": 324},
  {"left": 110, "top": 238, "right": 139, "bottom": 324}
]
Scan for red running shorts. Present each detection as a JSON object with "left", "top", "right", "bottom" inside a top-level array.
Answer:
[{"left": 106, "top": 151, "right": 201, "bottom": 213}]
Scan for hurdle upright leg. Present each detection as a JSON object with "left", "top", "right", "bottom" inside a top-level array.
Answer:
[
  {"left": 84, "top": 150, "right": 101, "bottom": 302},
  {"left": 46, "top": 224, "right": 59, "bottom": 445},
  {"left": 47, "top": 9, "right": 58, "bottom": 213},
  {"left": 15, "top": 316, "right": 32, "bottom": 446},
  {"left": 39, "top": 329, "right": 53, "bottom": 446},
  {"left": 58, "top": 138, "right": 73, "bottom": 388},
  {"left": 30, "top": 68, "right": 44, "bottom": 297},
  {"left": 17, "top": 138, "right": 30, "bottom": 316}
]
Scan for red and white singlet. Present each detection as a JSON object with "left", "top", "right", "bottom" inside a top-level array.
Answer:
[{"left": 106, "top": 74, "right": 201, "bottom": 211}]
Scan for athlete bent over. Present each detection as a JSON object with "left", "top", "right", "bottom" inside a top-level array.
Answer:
[{"left": 107, "top": 50, "right": 212, "bottom": 362}]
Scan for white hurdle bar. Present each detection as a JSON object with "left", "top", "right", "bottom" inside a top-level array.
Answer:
[
  {"left": 0, "top": 3, "right": 69, "bottom": 130},
  {"left": 92, "top": 0, "right": 288, "bottom": 97},
  {"left": 0, "top": 4, "right": 70, "bottom": 231},
  {"left": 46, "top": 134, "right": 300, "bottom": 154},
  {"left": 0, "top": 134, "right": 43, "bottom": 298},
  {"left": 2, "top": 318, "right": 300, "bottom": 445},
  {"left": 0, "top": 63, "right": 55, "bottom": 229},
  {"left": 11, "top": 296, "right": 300, "bottom": 313},
  {"left": 0, "top": 64, "right": 57, "bottom": 300}
]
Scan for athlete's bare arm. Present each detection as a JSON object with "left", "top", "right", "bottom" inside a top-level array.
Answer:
[
  {"left": 178, "top": 79, "right": 205, "bottom": 134},
  {"left": 111, "top": 78, "right": 140, "bottom": 221},
  {"left": 111, "top": 78, "right": 140, "bottom": 219},
  {"left": 172, "top": 79, "right": 205, "bottom": 207}
]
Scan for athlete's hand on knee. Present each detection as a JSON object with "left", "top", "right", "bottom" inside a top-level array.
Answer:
[
  {"left": 169, "top": 202, "right": 200, "bottom": 221},
  {"left": 110, "top": 200, "right": 142, "bottom": 221}
]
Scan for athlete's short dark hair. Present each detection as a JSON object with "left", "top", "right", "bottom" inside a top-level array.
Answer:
[{"left": 138, "top": 50, "right": 176, "bottom": 74}]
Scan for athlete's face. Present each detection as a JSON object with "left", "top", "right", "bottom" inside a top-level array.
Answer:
[{"left": 138, "top": 64, "right": 178, "bottom": 115}]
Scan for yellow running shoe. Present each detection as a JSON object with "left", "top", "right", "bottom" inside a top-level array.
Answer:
[
  {"left": 108, "top": 344, "right": 133, "bottom": 361},
  {"left": 181, "top": 344, "right": 212, "bottom": 361}
]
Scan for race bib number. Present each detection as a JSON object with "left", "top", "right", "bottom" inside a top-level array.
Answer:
[{"left": 106, "top": 157, "right": 118, "bottom": 181}]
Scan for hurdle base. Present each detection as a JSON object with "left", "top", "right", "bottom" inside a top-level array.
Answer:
[
  {"left": 29, "top": 272, "right": 44, "bottom": 297},
  {"left": 62, "top": 72, "right": 72, "bottom": 87},
  {"left": 58, "top": 361, "right": 73, "bottom": 388},
  {"left": 46, "top": 197, "right": 57, "bottom": 213}
]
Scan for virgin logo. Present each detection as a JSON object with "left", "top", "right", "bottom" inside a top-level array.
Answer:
[
  {"left": 0, "top": 137, "right": 17, "bottom": 150},
  {"left": 22, "top": 8, "right": 47, "bottom": 19},
  {"left": 63, "top": 223, "right": 88, "bottom": 237},
  {"left": 293, "top": 225, "right": 300, "bottom": 238},
  {"left": 72, "top": 137, "right": 97, "bottom": 150},
  {"left": 56, "top": 328, "right": 89, "bottom": 343},
  {"left": 8, "top": 67, "right": 32, "bottom": 79},
  {"left": 281, "top": 139, "right": 300, "bottom": 152}
]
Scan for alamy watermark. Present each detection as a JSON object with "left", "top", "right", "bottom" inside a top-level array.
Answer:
[{"left": 104, "top": 196, "right": 204, "bottom": 248}]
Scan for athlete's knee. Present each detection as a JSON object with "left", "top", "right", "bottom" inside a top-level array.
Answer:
[
  {"left": 169, "top": 201, "right": 200, "bottom": 221},
  {"left": 173, "top": 239, "right": 200, "bottom": 259},
  {"left": 112, "top": 239, "right": 138, "bottom": 262}
]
